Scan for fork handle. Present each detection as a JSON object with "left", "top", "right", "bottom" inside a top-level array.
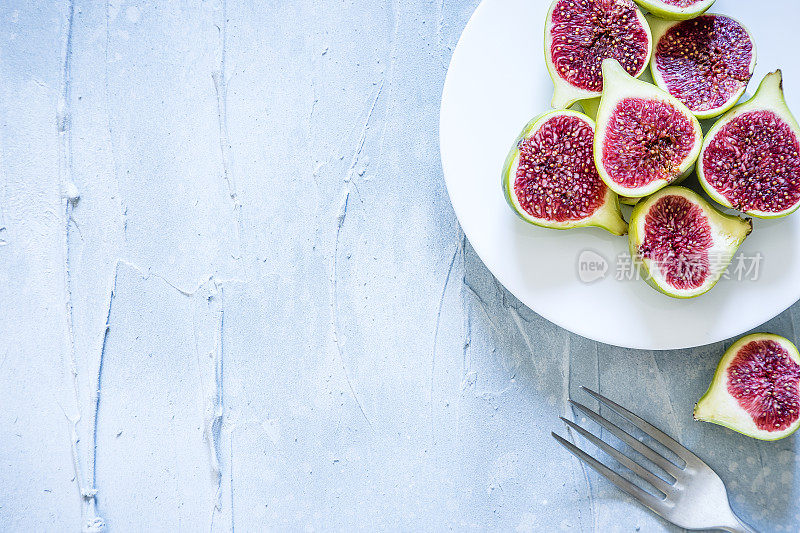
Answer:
[{"left": 719, "top": 513, "right": 758, "bottom": 533}]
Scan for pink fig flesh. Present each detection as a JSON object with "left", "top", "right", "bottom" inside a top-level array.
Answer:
[
  {"left": 727, "top": 339, "right": 800, "bottom": 432},
  {"left": 601, "top": 97, "right": 698, "bottom": 189},
  {"left": 638, "top": 193, "right": 712, "bottom": 290},
  {"left": 514, "top": 114, "right": 607, "bottom": 222},
  {"left": 549, "top": 0, "right": 650, "bottom": 93},
  {"left": 654, "top": 15, "right": 754, "bottom": 114},
  {"left": 702, "top": 110, "right": 800, "bottom": 214}
]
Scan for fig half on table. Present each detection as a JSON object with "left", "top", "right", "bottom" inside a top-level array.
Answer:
[{"left": 695, "top": 333, "right": 800, "bottom": 441}]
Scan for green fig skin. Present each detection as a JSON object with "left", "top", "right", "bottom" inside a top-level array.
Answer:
[
  {"left": 633, "top": 0, "right": 715, "bottom": 20},
  {"left": 579, "top": 97, "right": 600, "bottom": 120},
  {"left": 628, "top": 186, "right": 752, "bottom": 299},
  {"left": 697, "top": 70, "right": 800, "bottom": 219},
  {"left": 616, "top": 170, "right": 693, "bottom": 207},
  {"left": 695, "top": 333, "right": 800, "bottom": 441},
  {"left": 619, "top": 196, "right": 641, "bottom": 206},
  {"left": 502, "top": 110, "right": 628, "bottom": 236}
]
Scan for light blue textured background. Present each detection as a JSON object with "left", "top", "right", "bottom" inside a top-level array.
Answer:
[{"left": 1, "top": 1, "right": 799, "bottom": 531}]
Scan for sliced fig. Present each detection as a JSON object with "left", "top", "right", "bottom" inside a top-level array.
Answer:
[
  {"left": 695, "top": 333, "right": 800, "bottom": 441},
  {"left": 544, "top": 0, "right": 652, "bottom": 109},
  {"left": 502, "top": 110, "right": 627, "bottom": 235},
  {"left": 649, "top": 14, "right": 756, "bottom": 120},
  {"left": 628, "top": 186, "right": 751, "bottom": 298},
  {"left": 632, "top": 0, "right": 715, "bottom": 21},
  {"left": 698, "top": 71, "right": 800, "bottom": 218},
  {"left": 594, "top": 59, "right": 703, "bottom": 198}
]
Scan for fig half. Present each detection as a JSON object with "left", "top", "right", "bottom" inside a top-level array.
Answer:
[
  {"left": 502, "top": 109, "right": 627, "bottom": 235},
  {"left": 698, "top": 70, "right": 800, "bottom": 218},
  {"left": 649, "top": 14, "right": 756, "bottom": 120},
  {"left": 594, "top": 59, "right": 703, "bottom": 198},
  {"left": 628, "top": 186, "right": 751, "bottom": 298},
  {"left": 544, "top": 0, "right": 652, "bottom": 109},
  {"left": 632, "top": 0, "right": 715, "bottom": 21},
  {"left": 695, "top": 333, "right": 800, "bottom": 441}
]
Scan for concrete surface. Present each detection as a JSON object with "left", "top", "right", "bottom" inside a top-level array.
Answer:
[{"left": 1, "top": 0, "right": 799, "bottom": 531}]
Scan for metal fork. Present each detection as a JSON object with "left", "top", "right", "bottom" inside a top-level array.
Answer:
[{"left": 552, "top": 387, "right": 757, "bottom": 533}]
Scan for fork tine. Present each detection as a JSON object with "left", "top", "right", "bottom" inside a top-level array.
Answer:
[
  {"left": 581, "top": 387, "right": 700, "bottom": 465},
  {"left": 552, "top": 432, "right": 668, "bottom": 516},
  {"left": 560, "top": 417, "right": 673, "bottom": 495},
  {"left": 570, "top": 400, "right": 682, "bottom": 477}
]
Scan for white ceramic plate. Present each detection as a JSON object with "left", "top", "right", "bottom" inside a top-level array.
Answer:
[{"left": 440, "top": 0, "right": 800, "bottom": 350}]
